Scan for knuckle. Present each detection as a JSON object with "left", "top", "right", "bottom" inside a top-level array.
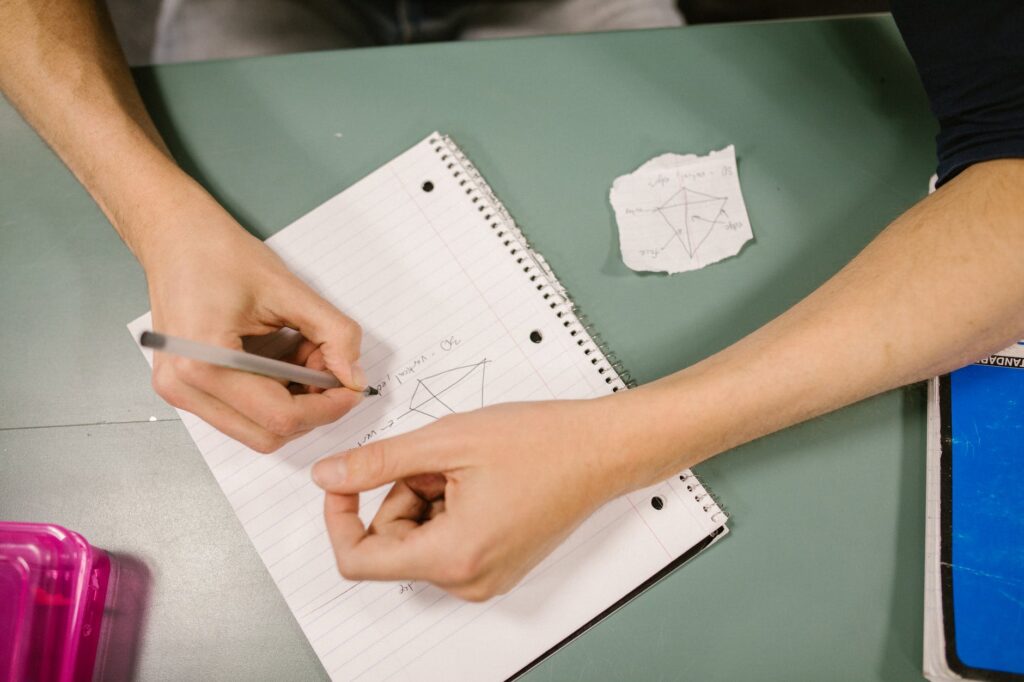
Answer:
[
  {"left": 448, "top": 548, "right": 484, "bottom": 585},
  {"left": 325, "top": 316, "right": 362, "bottom": 351},
  {"left": 172, "top": 357, "right": 207, "bottom": 385},
  {"left": 152, "top": 368, "right": 184, "bottom": 407},
  {"left": 335, "top": 315, "right": 362, "bottom": 344},
  {"left": 346, "top": 320, "right": 363, "bottom": 347},
  {"left": 438, "top": 564, "right": 461, "bottom": 586},
  {"left": 493, "top": 578, "right": 516, "bottom": 597},
  {"left": 454, "top": 580, "right": 496, "bottom": 603},
  {"left": 334, "top": 553, "right": 360, "bottom": 581},
  {"left": 265, "top": 410, "right": 302, "bottom": 437},
  {"left": 250, "top": 432, "right": 284, "bottom": 455}
]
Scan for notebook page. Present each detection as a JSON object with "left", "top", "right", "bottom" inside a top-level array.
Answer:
[{"left": 129, "top": 133, "right": 726, "bottom": 681}]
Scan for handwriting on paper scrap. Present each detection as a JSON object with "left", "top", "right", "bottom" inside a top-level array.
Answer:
[{"left": 609, "top": 145, "right": 754, "bottom": 275}]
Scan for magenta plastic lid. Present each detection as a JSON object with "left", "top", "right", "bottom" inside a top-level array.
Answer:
[{"left": 0, "top": 522, "right": 110, "bottom": 682}]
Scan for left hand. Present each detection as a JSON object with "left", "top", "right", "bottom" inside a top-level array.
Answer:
[{"left": 310, "top": 398, "right": 633, "bottom": 601}]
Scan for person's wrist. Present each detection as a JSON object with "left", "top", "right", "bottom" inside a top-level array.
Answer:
[
  {"left": 96, "top": 155, "right": 194, "bottom": 260},
  {"left": 582, "top": 387, "right": 681, "bottom": 498},
  {"left": 588, "top": 373, "right": 722, "bottom": 498},
  {"left": 119, "top": 174, "right": 250, "bottom": 276},
  {"left": 81, "top": 136, "right": 241, "bottom": 274}
]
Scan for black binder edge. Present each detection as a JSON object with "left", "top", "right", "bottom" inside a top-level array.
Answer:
[
  {"left": 508, "top": 526, "right": 727, "bottom": 681},
  {"left": 937, "top": 374, "right": 1023, "bottom": 682}
]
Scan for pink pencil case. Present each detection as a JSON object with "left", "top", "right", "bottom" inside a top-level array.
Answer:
[{"left": 0, "top": 522, "right": 111, "bottom": 682}]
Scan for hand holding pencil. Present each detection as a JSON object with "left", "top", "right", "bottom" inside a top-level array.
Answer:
[
  {"left": 139, "top": 206, "right": 368, "bottom": 453},
  {"left": 141, "top": 331, "right": 379, "bottom": 395}
]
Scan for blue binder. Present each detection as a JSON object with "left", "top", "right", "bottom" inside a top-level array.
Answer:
[{"left": 938, "top": 350, "right": 1024, "bottom": 678}]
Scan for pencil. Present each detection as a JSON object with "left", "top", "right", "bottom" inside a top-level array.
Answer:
[{"left": 139, "top": 331, "right": 379, "bottom": 395}]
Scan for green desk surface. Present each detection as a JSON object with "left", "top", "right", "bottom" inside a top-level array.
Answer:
[{"left": 0, "top": 15, "right": 933, "bottom": 680}]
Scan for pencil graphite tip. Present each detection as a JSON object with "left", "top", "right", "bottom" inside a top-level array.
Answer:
[
  {"left": 139, "top": 331, "right": 165, "bottom": 349},
  {"left": 364, "top": 386, "right": 380, "bottom": 397}
]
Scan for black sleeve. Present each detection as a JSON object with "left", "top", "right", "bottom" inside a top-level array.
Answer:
[{"left": 891, "top": 0, "right": 1024, "bottom": 186}]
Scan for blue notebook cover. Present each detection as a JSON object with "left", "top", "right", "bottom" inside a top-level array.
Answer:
[{"left": 939, "top": 348, "right": 1024, "bottom": 679}]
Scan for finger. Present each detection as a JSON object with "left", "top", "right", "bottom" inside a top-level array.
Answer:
[
  {"left": 181, "top": 360, "right": 362, "bottom": 437},
  {"left": 324, "top": 492, "right": 444, "bottom": 583},
  {"left": 283, "top": 340, "right": 325, "bottom": 393},
  {"left": 287, "top": 338, "right": 317, "bottom": 365},
  {"left": 405, "top": 473, "right": 447, "bottom": 501},
  {"left": 267, "top": 284, "right": 366, "bottom": 390},
  {"left": 284, "top": 339, "right": 320, "bottom": 370},
  {"left": 152, "top": 368, "right": 287, "bottom": 454},
  {"left": 426, "top": 498, "right": 446, "bottom": 521},
  {"left": 292, "top": 343, "right": 329, "bottom": 395},
  {"left": 311, "top": 425, "right": 454, "bottom": 494},
  {"left": 368, "top": 481, "right": 431, "bottom": 540}
]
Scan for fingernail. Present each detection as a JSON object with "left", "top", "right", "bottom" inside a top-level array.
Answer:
[
  {"left": 312, "top": 455, "right": 347, "bottom": 489},
  {"left": 351, "top": 363, "right": 368, "bottom": 391}
]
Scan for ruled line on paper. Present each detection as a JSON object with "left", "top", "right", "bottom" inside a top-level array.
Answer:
[{"left": 128, "top": 133, "right": 726, "bottom": 682}]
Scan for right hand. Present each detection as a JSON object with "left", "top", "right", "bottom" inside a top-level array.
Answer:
[
  {"left": 139, "top": 184, "right": 365, "bottom": 453},
  {"left": 311, "top": 398, "right": 635, "bottom": 601}
]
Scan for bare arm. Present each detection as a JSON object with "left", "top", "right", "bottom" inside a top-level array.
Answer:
[
  {"left": 312, "top": 159, "right": 1024, "bottom": 600},
  {"left": 618, "top": 159, "right": 1024, "bottom": 486},
  {"left": 0, "top": 0, "right": 177, "bottom": 257},
  {"left": 0, "top": 0, "right": 366, "bottom": 452}
]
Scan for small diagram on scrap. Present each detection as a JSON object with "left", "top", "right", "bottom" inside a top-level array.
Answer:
[{"left": 610, "top": 145, "right": 753, "bottom": 274}]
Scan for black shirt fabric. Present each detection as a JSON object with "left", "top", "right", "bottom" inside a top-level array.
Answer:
[{"left": 891, "top": 0, "right": 1024, "bottom": 186}]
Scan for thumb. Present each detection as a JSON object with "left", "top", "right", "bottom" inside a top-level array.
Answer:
[
  {"left": 312, "top": 428, "right": 450, "bottom": 493},
  {"left": 270, "top": 282, "right": 366, "bottom": 390}
]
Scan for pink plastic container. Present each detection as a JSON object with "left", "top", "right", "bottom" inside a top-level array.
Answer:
[{"left": 0, "top": 522, "right": 111, "bottom": 682}]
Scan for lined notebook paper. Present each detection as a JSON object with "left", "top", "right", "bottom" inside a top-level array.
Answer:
[{"left": 129, "top": 133, "right": 728, "bottom": 681}]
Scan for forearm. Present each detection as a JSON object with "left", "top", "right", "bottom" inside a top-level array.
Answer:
[
  {"left": 0, "top": 0, "right": 203, "bottom": 263},
  {"left": 616, "top": 159, "right": 1024, "bottom": 488}
]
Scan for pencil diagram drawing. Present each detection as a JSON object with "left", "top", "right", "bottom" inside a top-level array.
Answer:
[
  {"left": 647, "top": 186, "right": 731, "bottom": 260},
  {"left": 610, "top": 145, "right": 754, "bottom": 274},
  {"left": 406, "top": 359, "right": 489, "bottom": 419}
]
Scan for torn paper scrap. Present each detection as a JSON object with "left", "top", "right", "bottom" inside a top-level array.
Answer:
[{"left": 610, "top": 145, "right": 753, "bottom": 274}]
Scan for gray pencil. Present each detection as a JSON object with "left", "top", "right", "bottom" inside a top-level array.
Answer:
[{"left": 139, "top": 331, "right": 378, "bottom": 395}]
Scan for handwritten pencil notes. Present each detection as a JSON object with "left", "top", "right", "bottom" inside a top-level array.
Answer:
[
  {"left": 128, "top": 133, "right": 728, "bottom": 682},
  {"left": 610, "top": 145, "right": 753, "bottom": 274}
]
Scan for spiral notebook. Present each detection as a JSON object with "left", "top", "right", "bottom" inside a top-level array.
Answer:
[{"left": 128, "top": 132, "right": 728, "bottom": 681}]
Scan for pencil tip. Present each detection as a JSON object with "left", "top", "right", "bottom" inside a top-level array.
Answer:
[
  {"left": 139, "top": 331, "right": 164, "bottom": 349},
  {"left": 364, "top": 386, "right": 380, "bottom": 396}
]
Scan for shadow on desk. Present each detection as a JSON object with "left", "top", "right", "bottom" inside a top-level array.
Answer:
[{"left": 97, "top": 552, "right": 152, "bottom": 682}]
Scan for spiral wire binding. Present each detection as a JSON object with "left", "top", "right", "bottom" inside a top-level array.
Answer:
[
  {"left": 678, "top": 470, "right": 727, "bottom": 524},
  {"left": 429, "top": 134, "right": 637, "bottom": 395},
  {"left": 428, "top": 133, "right": 725, "bottom": 528}
]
